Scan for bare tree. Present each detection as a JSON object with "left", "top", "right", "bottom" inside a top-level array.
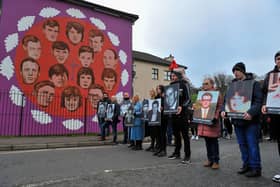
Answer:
[{"left": 213, "top": 73, "right": 233, "bottom": 96}]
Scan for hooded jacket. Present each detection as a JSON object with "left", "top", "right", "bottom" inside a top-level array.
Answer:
[{"left": 223, "top": 73, "right": 263, "bottom": 126}]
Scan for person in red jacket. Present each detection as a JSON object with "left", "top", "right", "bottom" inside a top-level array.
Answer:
[{"left": 197, "top": 78, "right": 223, "bottom": 169}]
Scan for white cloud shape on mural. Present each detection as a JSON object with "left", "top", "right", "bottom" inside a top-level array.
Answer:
[
  {"left": 90, "top": 17, "right": 106, "bottom": 30},
  {"left": 92, "top": 114, "right": 98, "bottom": 122},
  {"left": 121, "top": 69, "right": 129, "bottom": 87},
  {"left": 31, "top": 110, "right": 53, "bottom": 124},
  {"left": 17, "top": 16, "right": 35, "bottom": 32},
  {"left": 9, "top": 85, "right": 26, "bottom": 107},
  {"left": 119, "top": 50, "right": 127, "bottom": 65},
  {"left": 4, "top": 33, "right": 18, "bottom": 53},
  {"left": 107, "top": 32, "right": 120, "bottom": 46},
  {"left": 39, "top": 7, "right": 61, "bottom": 18},
  {"left": 0, "top": 56, "right": 14, "bottom": 80},
  {"left": 66, "top": 8, "right": 86, "bottom": 19},
  {"left": 63, "top": 119, "right": 84, "bottom": 130}
]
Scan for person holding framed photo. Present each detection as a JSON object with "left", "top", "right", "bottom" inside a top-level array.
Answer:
[
  {"left": 221, "top": 62, "right": 263, "bottom": 177},
  {"left": 262, "top": 51, "right": 280, "bottom": 183}
]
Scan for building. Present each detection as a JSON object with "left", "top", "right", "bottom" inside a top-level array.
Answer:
[{"left": 132, "top": 51, "right": 187, "bottom": 99}]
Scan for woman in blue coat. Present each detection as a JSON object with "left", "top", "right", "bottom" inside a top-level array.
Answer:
[{"left": 130, "top": 95, "right": 144, "bottom": 150}]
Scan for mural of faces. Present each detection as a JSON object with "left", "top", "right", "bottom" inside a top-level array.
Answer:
[{"left": 15, "top": 17, "right": 121, "bottom": 117}]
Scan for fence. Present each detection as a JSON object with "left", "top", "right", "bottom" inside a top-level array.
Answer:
[{"left": 0, "top": 91, "right": 122, "bottom": 136}]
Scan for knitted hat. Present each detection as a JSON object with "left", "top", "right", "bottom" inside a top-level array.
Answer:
[
  {"left": 232, "top": 62, "right": 246, "bottom": 74},
  {"left": 274, "top": 51, "right": 280, "bottom": 61}
]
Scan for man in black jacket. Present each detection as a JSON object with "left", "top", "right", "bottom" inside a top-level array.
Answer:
[
  {"left": 167, "top": 69, "right": 191, "bottom": 164},
  {"left": 221, "top": 62, "right": 263, "bottom": 177},
  {"left": 261, "top": 51, "right": 280, "bottom": 183}
]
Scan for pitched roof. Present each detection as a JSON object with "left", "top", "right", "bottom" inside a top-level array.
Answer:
[
  {"left": 58, "top": 0, "right": 139, "bottom": 23},
  {"left": 133, "top": 50, "right": 187, "bottom": 69}
]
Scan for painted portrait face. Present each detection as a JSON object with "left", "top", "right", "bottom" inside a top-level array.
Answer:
[
  {"left": 79, "top": 52, "right": 93, "bottom": 67},
  {"left": 36, "top": 85, "right": 55, "bottom": 107},
  {"left": 53, "top": 48, "right": 69, "bottom": 64},
  {"left": 103, "top": 49, "right": 117, "bottom": 69},
  {"left": 25, "top": 41, "right": 42, "bottom": 60},
  {"left": 21, "top": 60, "right": 39, "bottom": 84},
  {"left": 230, "top": 92, "right": 245, "bottom": 111},
  {"left": 89, "top": 36, "right": 103, "bottom": 52},
  {"left": 65, "top": 96, "right": 80, "bottom": 111},
  {"left": 50, "top": 73, "right": 68, "bottom": 87},
  {"left": 166, "top": 87, "right": 176, "bottom": 107},
  {"left": 201, "top": 95, "right": 212, "bottom": 109},
  {"left": 43, "top": 25, "right": 59, "bottom": 42},
  {"left": 79, "top": 74, "right": 92, "bottom": 89},
  {"left": 88, "top": 88, "right": 103, "bottom": 109},
  {"left": 68, "top": 27, "right": 82, "bottom": 45},
  {"left": 103, "top": 77, "right": 116, "bottom": 91}
]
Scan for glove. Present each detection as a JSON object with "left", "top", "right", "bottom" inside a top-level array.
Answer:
[{"left": 212, "top": 118, "right": 218, "bottom": 124}]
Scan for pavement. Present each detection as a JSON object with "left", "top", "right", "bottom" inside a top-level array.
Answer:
[{"left": 0, "top": 135, "right": 119, "bottom": 151}]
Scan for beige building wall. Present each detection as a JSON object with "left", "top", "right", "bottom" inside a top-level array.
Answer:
[{"left": 133, "top": 60, "right": 170, "bottom": 99}]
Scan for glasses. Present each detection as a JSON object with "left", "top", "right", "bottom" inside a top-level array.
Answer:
[{"left": 202, "top": 82, "right": 209, "bottom": 85}]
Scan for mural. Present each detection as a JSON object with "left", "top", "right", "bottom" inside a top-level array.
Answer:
[{"left": 0, "top": 0, "right": 134, "bottom": 135}]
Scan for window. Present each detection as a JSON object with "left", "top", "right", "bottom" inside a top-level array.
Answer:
[
  {"left": 152, "top": 68, "right": 158, "bottom": 80},
  {"left": 164, "top": 71, "right": 171, "bottom": 81}
]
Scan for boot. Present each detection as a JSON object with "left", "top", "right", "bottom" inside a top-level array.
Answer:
[
  {"left": 157, "top": 150, "right": 167, "bottom": 157},
  {"left": 128, "top": 141, "right": 135, "bottom": 148}
]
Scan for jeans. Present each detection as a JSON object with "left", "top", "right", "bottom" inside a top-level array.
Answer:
[
  {"left": 101, "top": 121, "right": 110, "bottom": 138},
  {"left": 205, "top": 137, "right": 219, "bottom": 163},
  {"left": 234, "top": 123, "right": 261, "bottom": 169}
]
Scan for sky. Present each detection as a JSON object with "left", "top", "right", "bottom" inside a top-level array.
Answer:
[{"left": 88, "top": 0, "right": 280, "bottom": 87}]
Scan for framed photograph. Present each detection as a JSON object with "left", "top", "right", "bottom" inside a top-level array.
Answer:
[
  {"left": 266, "top": 72, "right": 280, "bottom": 114},
  {"left": 148, "top": 99, "right": 161, "bottom": 126},
  {"left": 124, "top": 106, "right": 134, "bottom": 126},
  {"left": 120, "top": 100, "right": 131, "bottom": 117},
  {"left": 225, "top": 80, "right": 254, "bottom": 119},
  {"left": 106, "top": 104, "right": 115, "bottom": 121},
  {"left": 142, "top": 99, "right": 149, "bottom": 121},
  {"left": 97, "top": 101, "right": 107, "bottom": 118},
  {"left": 192, "top": 91, "right": 219, "bottom": 125},
  {"left": 164, "top": 83, "right": 179, "bottom": 114}
]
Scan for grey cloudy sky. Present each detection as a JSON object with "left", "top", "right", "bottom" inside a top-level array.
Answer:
[{"left": 89, "top": 0, "right": 280, "bottom": 87}]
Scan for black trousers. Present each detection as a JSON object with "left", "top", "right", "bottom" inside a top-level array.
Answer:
[
  {"left": 172, "top": 116, "right": 191, "bottom": 158},
  {"left": 159, "top": 118, "right": 167, "bottom": 151}
]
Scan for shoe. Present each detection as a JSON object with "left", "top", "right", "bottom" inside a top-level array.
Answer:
[
  {"left": 145, "top": 146, "right": 154, "bottom": 152},
  {"left": 203, "top": 160, "right": 212, "bottom": 167},
  {"left": 211, "top": 163, "right": 219, "bottom": 169},
  {"left": 181, "top": 157, "right": 191, "bottom": 164},
  {"left": 153, "top": 150, "right": 161, "bottom": 156},
  {"left": 245, "top": 169, "right": 261, "bottom": 177},
  {"left": 128, "top": 144, "right": 135, "bottom": 148},
  {"left": 237, "top": 166, "right": 250, "bottom": 174},
  {"left": 134, "top": 146, "right": 143, "bottom": 151},
  {"left": 272, "top": 174, "right": 280, "bottom": 183},
  {"left": 168, "top": 153, "right": 180, "bottom": 160},
  {"left": 191, "top": 135, "right": 195, "bottom": 140},
  {"left": 195, "top": 136, "right": 199, "bottom": 140},
  {"left": 157, "top": 151, "right": 167, "bottom": 157}
]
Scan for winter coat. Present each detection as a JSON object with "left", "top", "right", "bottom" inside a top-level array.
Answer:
[
  {"left": 223, "top": 73, "right": 263, "bottom": 126},
  {"left": 198, "top": 90, "right": 223, "bottom": 138},
  {"left": 130, "top": 101, "right": 144, "bottom": 140},
  {"left": 262, "top": 65, "right": 280, "bottom": 138}
]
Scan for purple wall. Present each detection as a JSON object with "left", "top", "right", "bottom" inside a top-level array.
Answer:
[{"left": 0, "top": 0, "right": 134, "bottom": 136}]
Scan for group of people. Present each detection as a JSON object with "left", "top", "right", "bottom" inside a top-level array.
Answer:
[{"left": 95, "top": 51, "right": 280, "bottom": 183}]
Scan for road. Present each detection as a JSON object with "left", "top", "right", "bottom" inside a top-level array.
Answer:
[{"left": 0, "top": 139, "right": 279, "bottom": 187}]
